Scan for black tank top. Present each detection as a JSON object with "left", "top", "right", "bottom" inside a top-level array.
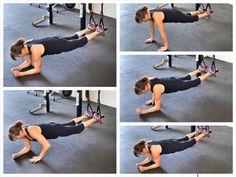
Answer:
[
  {"left": 24, "top": 123, "right": 54, "bottom": 141},
  {"left": 149, "top": 8, "right": 179, "bottom": 23},
  {"left": 25, "top": 36, "right": 65, "bottom": 57},
  {"left": 150, "top": 77, "right": 181, "bottom": 94},
  {"left": 24, "top": 126, "right": 36, "bottom": 141},
  {"left": 146, "top": 140, "right": 176, "bottom": 155}
]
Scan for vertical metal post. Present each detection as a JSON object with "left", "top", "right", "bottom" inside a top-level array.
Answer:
[
  {"left": 196, "top": 55, "right": 203, "bottom": 77},
  {"left": 45, "top": 90, "right": 50, "bottom": 112},
  {"left": 191, "top": 126, "right": 196, "bottom": 132},
  {"left": 48, "top": 4, "right": 53, "bottom": 24},
  {"left": 76, "top": 90, "right": 82, "bottom": 117},
  {"left": 80, "top": 3, "right": 86, "bottom": 30},
  {"left": 168, "top": 55, "right": 172, "bottom": 67}
]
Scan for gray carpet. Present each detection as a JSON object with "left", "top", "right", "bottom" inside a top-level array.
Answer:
[
  {"left": 120, "top": 126, "right": 232, "bottom": 173},
  {"left": 120, "top": 55, "right": 232, "bottom": 122},
  {"left": 4, "top": 90, "right": 116, "bottom": 173},
  {"left": 4, "top": 4, "right": 116, "bottom": 86},
  {"left": 120, "top": 3, "right": 232, "bottom": 51}
]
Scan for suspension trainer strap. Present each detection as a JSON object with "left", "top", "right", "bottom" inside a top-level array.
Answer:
[
  {"left": 85, "top": 90, "right": 94, "bottom": 114},
  {"left": 98, "top": 3, "right": 104, "bottom": 26},
  {"left": 199, "top": 3, "right": 204, "bottom": 10},
  {"left": 96, "top": 90, "right": 101, "bottom": 114},
  {"left": 198, "top": 55, "right": 206, "bottom": 66},
  {"left": 206, "top": 3, "right": 212, "bottom": 11},
  {"left": 88, "top": 3, "right": 96, "bottom": 25},
  {"left": 211, "top": 55, "right": 216, "bottom": 69}
]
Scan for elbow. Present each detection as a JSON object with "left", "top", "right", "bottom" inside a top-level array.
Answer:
[
  {"left": 34, "top": 69, "right": 41, "bottom": 74},
  {"left": 45, "top": 143, "right": 51, "bottom": 150},
  {"left": 25, "top": 146, "right": 32, "bottom": 152},
  {"left": 155, "top": 105, "right": 161, "bottom": 111},
  {"left": 155, "top": 162, "right": 161, "bottom": 167}
]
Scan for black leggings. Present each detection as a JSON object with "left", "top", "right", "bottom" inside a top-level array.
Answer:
[
  {"left": 57, "top": 34, "right": 88, "bottom": 53},
  {"left": 159, "top": 136, "right": 197, "bottom": 155},
  {"left": 168, "top": 136, "right": 196, "bottom": 153},
  {"left": 39, "top": 120, "right": 85, "bottom": 139},
  {"left": 163, "top": 9, "right": 199, "bottom": 23},
  {"left": 175, "top": 75, "right": 201, "bottom": 92}
]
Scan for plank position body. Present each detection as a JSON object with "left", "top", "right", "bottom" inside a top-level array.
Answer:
[{"left": 8, "top": 114, "right": 102, "bottom": 163}]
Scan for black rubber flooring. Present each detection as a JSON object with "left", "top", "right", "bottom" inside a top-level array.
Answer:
[
  {"left": 3, "top": 90, "right": 116, "bottom": 173},
  {"left": 120, "top": 126, "right": 232, "bottom": 173},
  {"left": 120, "top": 3, "right": 232, "bottom": 51},
  {"left": 4, "top": 4, "right": 116, "bottom": 86},
  {"left": 120, "top": 55, "right": 232, "bottom": 122}
]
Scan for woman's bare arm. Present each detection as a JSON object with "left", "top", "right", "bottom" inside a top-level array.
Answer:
[
  {"left": 145, "top": 20, "right": 155, "bottom": 43},
  {"left": 153, "top": 13, "right": 168, "bottom": 51},
  {"left": 136, "top": 84, "right": 164, "bottom": 114},
  {"left": 12, "top": 55, "right": 32, "bottom": 71},
  {"left": 140, "top": 146, "right": 161, "bottom": 172},
  {"left": 138, "top": 153, "right": 153, "bottom": 165},
  {"left": 12, "top": 46, "right": 43, "bottom": 77},
  {"left": 28, "top": 127, "right": 51, "bottom": 163},
  {"left": 12, "top": 138, "right": 32, "bottom": 159}
]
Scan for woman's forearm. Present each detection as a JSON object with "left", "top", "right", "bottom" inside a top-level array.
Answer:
[
  {"left": 38, "top": 144, "right": 51, "bottom": 159},
  {"left": 143, "top": 106, "right": 160, "bottom": 114},
  {"left": 140, "top": 157, "right": 152, "bottom": 165},
  {"left": 158, "top": 25, "right": 168, "bottom": 47},
  {"left": 148, "top": 21, "right": 155, "bottom": 39},
  {"left": 15, "top": 147, "right": 31, "bottom": 158},
  {"left": 144, "top": 163, "right": 160, "bottom": 171},
  {"left": 16, "top": 60, "right": 31, "bottom": 70},
  {"left": 18, "top": 68, "right": 41, "bottom": 77}
]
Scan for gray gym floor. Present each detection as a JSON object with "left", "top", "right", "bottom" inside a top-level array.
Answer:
[
  {"left": 3, "top": 91, "right": 116, "bottom": 173},
  {"left": 4, "top": 4, "right": 116, "bottom": 86},
  {"left": 120, "top": 55, "right": 232, "bottom": 122},
  {"left": 120, "top": 126, "right": 232, "bottom": 173},
  {"left": 120, "top": 3, "right": 232, "bottom": 51}
]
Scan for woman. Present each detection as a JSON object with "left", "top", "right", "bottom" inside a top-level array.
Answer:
[
  {"left": 135, "top": 6, "right": 213, "bottom": 51},
  {"left": 8, "top": 114, "right": 103, "bottom": 164},
  {"left": 134, "top": 65, "right": 218, "bottom": 115},
  {"left": 10, "top": 25, "right": 106, "bottom": 77},
  {"left": 133, "top": 127, "right": 212, "bottom": 172}
]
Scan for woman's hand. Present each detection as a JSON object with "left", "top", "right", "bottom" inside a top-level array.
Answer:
[
  {"left": 29, "top": 156, "right": 42, "bottom": 164},
  {"left": 136, "top": 108, "right": 145, "bottom": 115},
  {"left": 136, "top": 163, "right": 142, "bottom": 167},
  {"left": 12, "top": 70, "right": 21, "bottom": 77},
  {"left": 11, "top": 67, "right": 20, "bottom": 73},
  {"left": 158, "top": 46, "right": 168, "bottom": 52},
  {"left": 145, "top": 99, "right": 154, "bottom": 106},
  {"left": 138, "top": 166, "right": 146, "bottom": 172},
  {"left": 145, "top": 37, "right": 154, "bottom": 44},
  {"left": 12, "top": 153, "right": 19, "bottom": 160}
]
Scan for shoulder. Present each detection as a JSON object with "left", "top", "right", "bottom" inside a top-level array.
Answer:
[
  {"left": 151, "top": 144, "right": 161, "bottom": 154},
  {"left": 153, "top": 84, "right": 164, "bottom": 94},
  {"left": 27, "top": 125, "right": 40, "bottom": 133},
  {"left": 31, "top": 44, "right": 44, "bottom": 57},
  {"left": 153, "top": 11, "right": 164, "bottom": 22}
]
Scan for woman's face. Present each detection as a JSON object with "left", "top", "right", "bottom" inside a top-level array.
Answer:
[
  {"left": 14, "top": 131, "right": 25, "bottom": 140},
  {"left": 21, "top": 47, "right": 29, "bottom": 57},
  {"left": 140, "top": 85, "right": 149, "bottom": 94},
  {"left": 139, "top": 147, "right": 148, "bottom": 155},
  {"left": 139, "top": 14, "right": 149, "bottom": 22}
]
